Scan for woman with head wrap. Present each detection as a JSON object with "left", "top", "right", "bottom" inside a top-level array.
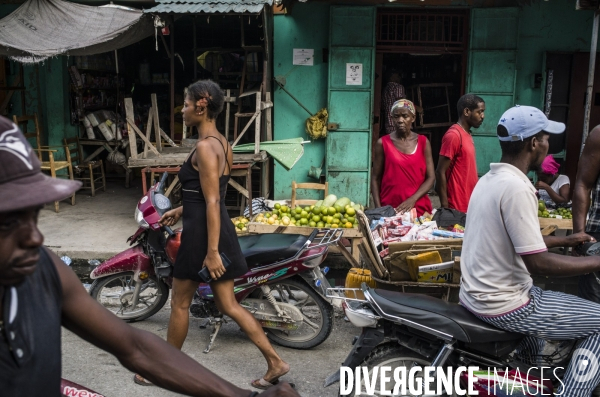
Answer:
[
  {"left": 371, "top": 99, "right": 435, "bottom": 216},
  {"left": 535, "top": 155, "right": 570, "bottom": 207}
]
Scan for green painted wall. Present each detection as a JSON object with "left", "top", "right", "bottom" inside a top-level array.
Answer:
[
  {"left": 273, "top": 3, "right": 330, "bottom": 200},
  {"left": 473, "top": 0, "right": 595, "bottom": 174}
]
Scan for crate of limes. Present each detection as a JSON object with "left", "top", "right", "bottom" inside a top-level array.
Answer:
[{"left": 231, "top": 216, "right": 250, "bottom": 234}]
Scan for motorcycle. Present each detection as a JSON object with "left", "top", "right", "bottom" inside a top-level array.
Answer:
[
  {"left": 324, "top": 242, "right": 600, "bottom": 397},
  {"left": 89, "top": 173, "right": 343, "bottom": 352}
]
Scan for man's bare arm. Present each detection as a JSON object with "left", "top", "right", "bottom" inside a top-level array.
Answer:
[
  {"left": 435, "top": 156, "right": 452, "bottom": 208},
  {"left": 522, "top": 250, "right": 600, "bottom": 277},
  {"left": 52, "top": 249, "right": 296, "bottom": 397},
  {"left": 573, "top": 126, "right": 600, "bottom": 233}
]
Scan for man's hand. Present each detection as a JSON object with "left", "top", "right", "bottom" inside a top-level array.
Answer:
[
  {"left": 566, "top": 232, "right": 596, "bottom": 247},
  {"left": 259, "top": 383, "right": 301, "bottom": 397}
]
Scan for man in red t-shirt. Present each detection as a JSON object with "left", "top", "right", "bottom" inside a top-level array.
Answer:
[{"left": 435, "top": 94, "right": 485, "bottom": 213}]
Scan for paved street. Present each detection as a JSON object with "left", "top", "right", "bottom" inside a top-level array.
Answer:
[{"left": 62, "top": 298, "right": 355, "bottom": 397}]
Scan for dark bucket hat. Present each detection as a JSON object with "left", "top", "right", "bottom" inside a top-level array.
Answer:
[{"left": 0, "top": 115, "right": 81, "bottom": 212}]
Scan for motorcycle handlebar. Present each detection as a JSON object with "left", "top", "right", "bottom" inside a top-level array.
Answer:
[
  {"left": 163, "top": 226, "right": 175, "bottom": 236},
  {"left": 157, "top": 172, "right": 169, "bottom": 193}
]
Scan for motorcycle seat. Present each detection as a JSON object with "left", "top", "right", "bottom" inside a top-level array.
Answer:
[
  {"left": 369, "top": 289, "right": 523, "bottom": 344},
  {"left": 238, "top": 234, "right": 308, "bottom": 268}
]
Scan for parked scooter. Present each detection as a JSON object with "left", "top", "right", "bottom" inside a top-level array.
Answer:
[
  {"left": 324, "top": 248, "right": 600, "bottom": 397},
  {"left": 89, "top": 173, "right": 342, "bottom": 352}
]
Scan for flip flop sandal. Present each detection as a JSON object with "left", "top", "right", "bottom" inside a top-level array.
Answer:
[
  {"left": 251, "top": 378, "right": 295, "bottom": 390},
  {"left": 133, "top": 374, "right": 154, "bottom": 386}
]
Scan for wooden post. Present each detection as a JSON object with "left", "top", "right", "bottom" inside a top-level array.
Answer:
[
  {"left": 170, "top": 24, "right": 175, "bottom": 142},
  {"left": 265, "top": 91, "right": 272, "bottom": 141},
  {"left": 124, "top": 98, "right": 138, "bottom": 159},
  {"left": 225, "top": 89, "right": 231, "bottom": 141},
  {"left": 254, "top": 91, "right": 262, "bottom": 154},
  {"left": 143, "top": 108, "right": 153, "bottom": 159},
  {"left": 151, "top": 94, "right": 162, "bottom": 153}
]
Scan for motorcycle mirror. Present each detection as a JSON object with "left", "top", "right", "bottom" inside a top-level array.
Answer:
[
  {"left": 576, "top": 241, "right": 600, "bottom": 256},
  {"left": 157, "top": 172, "right": 169, "bottom": 194}
]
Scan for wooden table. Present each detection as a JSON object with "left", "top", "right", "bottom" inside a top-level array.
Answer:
[
  {"left": 247, "top": 223, "right": 363, "bottom": 266},
  {"left": 539, "top": 217, "right": 573, "bottom": 255}
]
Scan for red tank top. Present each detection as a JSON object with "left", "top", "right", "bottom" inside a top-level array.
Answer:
[{"left": 380, "top": 134, "right": 432, "bottom": 217}]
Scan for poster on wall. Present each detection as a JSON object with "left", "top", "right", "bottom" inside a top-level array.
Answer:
[
  {"left": 346, "top": 63, "right": 362, "bottom": 85},
  {"left": 293, "top": 49, "right": 314, "bottom": 66}
]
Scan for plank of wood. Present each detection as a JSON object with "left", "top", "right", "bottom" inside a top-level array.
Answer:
[
  {"left": 159, "top": 128, "right": 178, "bottom": 147},
  {"left": 336, "top": 238, "right": 360, "bottom": 268},
  {"left": 228, "top": 178, "right": 249, "bottom": 199},
  {"left": 225, "top": 89, "right": 231, "bottom": 141},
  {"left": 151, "top": 94, "right": 162, "bottom": 153},
  {"left": 126, "top": 118, "right": 160, "bottom": 156},
  {"left": 254, "top": 91, "right": 262, "bottom": 154},
  {"left": 265, "top": 92, "right": 272, "bottom": 141},
  {"left": 165, "top": 175, "right": 179, "bottom": 198},
  {"left": 83, "top": 146, "right": 106, "bottom": 163},
  {"left": 232, "top": 111, "right": 258, "bottom": 148},
  {"left": 124, "top": 98, "right": 138, "bottom": 159},
  {"left": 143, "top": 108, "right": 153, "bottom": 159},
  {"left": 247, "top": 223, "right": 362, "bottom": 238},
  {"left": 538, "top": 217, "right": 573, "bottom": 230}
]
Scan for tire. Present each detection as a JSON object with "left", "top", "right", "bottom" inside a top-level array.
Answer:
[
  {"left": 89, "top": 272, "right": 169, "bottom": 322},
  {"left": 347, "top": 344, "right": 454, "bottom": 397},
  {"left": 252, "top": 278, "right": 334, "bottom": 349}
]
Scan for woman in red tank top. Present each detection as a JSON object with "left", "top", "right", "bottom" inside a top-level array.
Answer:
[{"left": 371, "top": 99, "right": 434, "bottom": 216}]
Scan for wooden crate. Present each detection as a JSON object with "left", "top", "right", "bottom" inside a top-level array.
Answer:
[{"left": 538, "top": 217, "right": 573, "bottom": 230}]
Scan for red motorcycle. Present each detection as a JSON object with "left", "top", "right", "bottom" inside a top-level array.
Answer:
[{"left": 89, "top": 173, "right": 342, "bottom": 352}]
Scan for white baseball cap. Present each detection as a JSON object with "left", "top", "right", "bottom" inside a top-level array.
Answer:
[{"left": 497, "top": 105, "right": 565, "bottom": 141}]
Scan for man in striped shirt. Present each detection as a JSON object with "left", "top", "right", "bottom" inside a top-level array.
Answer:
[{"left": 381, "top": 70, "right": 406, "bottom": 136}]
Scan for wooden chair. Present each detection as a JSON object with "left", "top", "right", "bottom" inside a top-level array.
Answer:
[
  {"left": 64, "top": 136, "right": 106, "bottom": 196},
  {"left": 290, "top": 181, "right": 329, "bottom": 208},
  {"left": 12, "top": 114, "right": 75, "bottom": 212}
]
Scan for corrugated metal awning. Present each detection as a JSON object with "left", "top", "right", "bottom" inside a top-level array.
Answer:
[{"left": 144, "top": 0, "right": 273, "bottom": 14}]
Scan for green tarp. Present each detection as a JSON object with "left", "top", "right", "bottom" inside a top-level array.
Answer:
[{"left": 232, "top": 138, "right": 306, "bottom": 170}]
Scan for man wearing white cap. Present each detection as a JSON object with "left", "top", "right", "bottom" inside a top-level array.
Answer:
[{"left": 460, "top": 105, "right": 600, "bottom": 395}]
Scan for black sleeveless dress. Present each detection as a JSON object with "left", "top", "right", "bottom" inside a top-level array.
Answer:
[{"left": 174, "top": 136, "right": 248, "bottom": 282}]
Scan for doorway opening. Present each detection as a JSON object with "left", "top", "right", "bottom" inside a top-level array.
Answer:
[{"left": 374, "top": 9, "right": 469, "bottom": 166}]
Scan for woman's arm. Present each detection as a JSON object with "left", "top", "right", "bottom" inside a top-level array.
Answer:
[
  {"left": 536, "top": 180, "right": 570, "bottom": 204},
  {"left": 196, "top": 140, "right": 226, "bottom": 280},
  {"left": 371, "top": 138, "right": 385, "bottom": 208},
  {"left": 397, "top": 137, "right": 435, "bottom": 213}
]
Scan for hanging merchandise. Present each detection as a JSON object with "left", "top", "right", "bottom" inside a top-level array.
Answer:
[{"left": 305, "top": 108, "right": 328, "bottom": 140}]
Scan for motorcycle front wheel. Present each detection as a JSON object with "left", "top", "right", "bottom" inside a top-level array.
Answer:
[
  {"left": 252, "top": 278, "right": 334, "bottom": 349},
  {"left": 89, "top": 272, "right": 169, "bottom": 322},
  {"left": 353, "top": 344, "right": 456, "bottom": 397}
]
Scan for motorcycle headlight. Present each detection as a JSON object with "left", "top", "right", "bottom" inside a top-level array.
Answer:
[
  {"left": 154, "top": 194, "right": 171, "bottom": 211},
  {"left": 134, "top": 207, "right": 149, "bottom": 228}
]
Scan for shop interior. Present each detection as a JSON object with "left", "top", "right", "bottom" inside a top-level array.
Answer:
[
  {"left": 379, "top": 52, "right": 464, "bottom": 161},
  {"left": 66, "top": 13, "right": 267, "bottom": 212}
]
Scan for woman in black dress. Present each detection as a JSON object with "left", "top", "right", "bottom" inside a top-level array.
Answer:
[{"left": 134, "top": 80, "right": 289, "bottom": 389}]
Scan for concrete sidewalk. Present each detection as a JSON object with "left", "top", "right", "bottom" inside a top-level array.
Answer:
[{"left": 39, "top": 179, "right": 145, "bottom": 260}]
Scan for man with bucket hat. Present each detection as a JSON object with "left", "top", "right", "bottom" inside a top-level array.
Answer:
[
  {"left": 0, "top": 115, "right": 297, "bottom": 397},
  {"left": 460, "top": 106, "right": 600, "bottom": 396}
]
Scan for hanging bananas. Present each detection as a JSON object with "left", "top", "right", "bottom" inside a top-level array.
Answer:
[{"left": 305, "top": 108, "right": 328, "bottom": 140}]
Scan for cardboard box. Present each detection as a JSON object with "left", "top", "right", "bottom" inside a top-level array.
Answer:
[
  {"left": 387, "top": 247, "right": 452, "bottom": 281},
  {"left": 388, "top": 238, "right": 463, "bottom": 255}
]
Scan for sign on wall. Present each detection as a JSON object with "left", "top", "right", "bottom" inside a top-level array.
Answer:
[
  {"left": 293, "top": 48, "right": 314, "bottom": 66},
  {"left": 346, "top": 63, "right": 362, "bottom": 85}
]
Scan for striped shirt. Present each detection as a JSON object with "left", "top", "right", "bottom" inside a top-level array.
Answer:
[
  {"left": 382, "top": 82, "right": 406, "bottom": 134},
  {"left": 586, "top": 174, "right": 600, "bottom": 232}
]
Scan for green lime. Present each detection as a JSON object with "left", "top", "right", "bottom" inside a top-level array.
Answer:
[{"left": 274, "top": 203, "right": 281, "bottom": 210}]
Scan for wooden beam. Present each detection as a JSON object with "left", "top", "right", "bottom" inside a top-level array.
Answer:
[
  {"left": 126, "top": 118, "right": 160, "bottom": 156},
  {"left": 170, "top": 25, "right": 175, "bottom": 142},
  {"left": 143, "top": 108, "right": 153, "bottom": 159},
  {"left": 254, "top": 91, "right": 262, "bottom": 154},
  {"left": 265, "top": 92, "right": 272, "bottom": 141},
  {"left": 124, "top": 98, "right": 138, "bottom": 159},
  {"left": 160, "top": 128, "right": 178, "bottom": 147},
  {"left": 228, "top": 178, "right": 249, "bottom": 199},
  {"left": 151, "top": 94, "right": 162, "bottom": 153},
  {"left": 232, "top": 111, "right": 258, "bottom": 148}
]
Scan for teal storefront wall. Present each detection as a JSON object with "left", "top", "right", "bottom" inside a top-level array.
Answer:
[{"left": 272, "top": 3, "right": 330, "bottom": 200}]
